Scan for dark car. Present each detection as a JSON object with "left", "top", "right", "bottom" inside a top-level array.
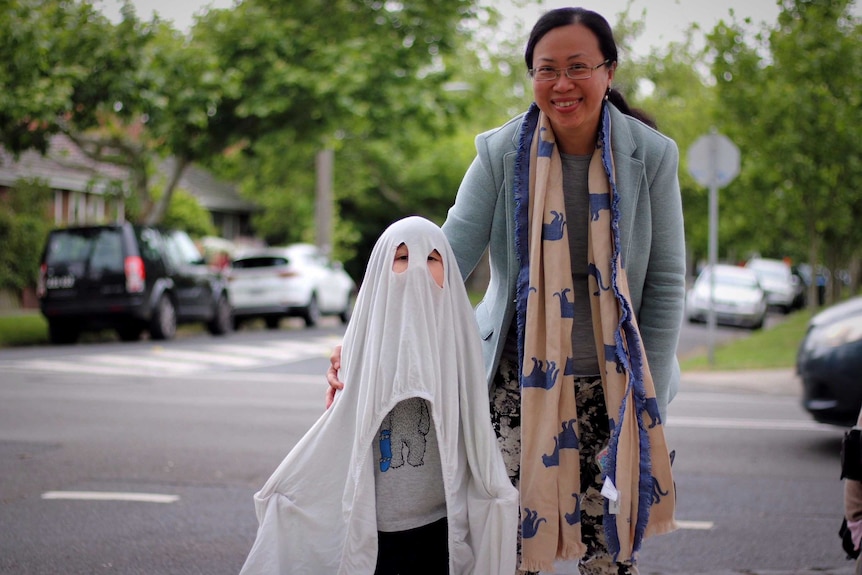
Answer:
[
  {"left": 797, "top": 295, "right": 862, "bottom": 426},
  {"left": 37, "top": 223, "right": 232, "bottom": 344}
]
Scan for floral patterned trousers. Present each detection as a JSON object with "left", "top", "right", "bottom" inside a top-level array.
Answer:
[{"left": 490, "top": 358, "right": 638, "bottom": 575}]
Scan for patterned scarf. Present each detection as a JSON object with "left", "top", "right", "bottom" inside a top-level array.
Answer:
[{"left": 513, "top": 103, "right": 677, "bottom": 572}]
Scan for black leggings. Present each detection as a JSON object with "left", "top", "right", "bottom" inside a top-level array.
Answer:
[{"left": 375, "top": 517, "right": 448, "bottom": 575}]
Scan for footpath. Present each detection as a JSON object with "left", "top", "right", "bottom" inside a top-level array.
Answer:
[{"left": 680, "top": 367, "right": 801, "bottom": 396}]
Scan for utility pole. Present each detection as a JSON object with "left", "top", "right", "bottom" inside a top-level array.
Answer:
[{"left": 315, "top": 148, "right": 334, "bottom": 254}]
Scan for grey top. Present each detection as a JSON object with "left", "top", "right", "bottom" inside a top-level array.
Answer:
[
  {"left": 372, "top": 398, "right": 447, "bottom": 532},
  {"left": 562, "top": 152, "right": 601, "bottom": 376}
]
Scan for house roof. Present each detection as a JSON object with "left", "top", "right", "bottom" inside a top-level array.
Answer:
[
  {"left": 0, "top": 134, "right": 258, "bottom": 214},
  {"left": 158, "top": 157, "right": 259, "bottom": 213},
  {"left": 0, "top": 134, "right": 127, "bottom": 194}
]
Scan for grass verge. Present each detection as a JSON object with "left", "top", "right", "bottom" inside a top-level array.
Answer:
[
  {"left": 0, "top": 312, "right": 48, "bottom": 347},
  {"left": 679, "top": 309, "right": 812, "bottom": 371}
]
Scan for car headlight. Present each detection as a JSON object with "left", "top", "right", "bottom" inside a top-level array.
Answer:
[{"left": 807, "top": 316, "right": 862, "bottom": 348}]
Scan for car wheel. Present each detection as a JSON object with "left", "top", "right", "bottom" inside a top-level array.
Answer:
[
  {"left": 116, "top": 324, "right": 144, "bottom": 342},
  {"left": 302, "top": 293, "right": 320, "bottom": 327},
  {"left": 339, "top": 290, "right": 356, "bottom": 324},
  {"left": 264, "top": 316, "right": 281, "bottom": 330},
  {"left": 233, "top": 317, "right": 243, "bottom": 331},
  {"left": 150, "top": 296, "right": 177, "bottom": 340},
  {"left": 207, "top": 294, "right": 232, "bottom": 336},
  {"left": 48, "top": 320, "right": 79, "bottom": 345}
]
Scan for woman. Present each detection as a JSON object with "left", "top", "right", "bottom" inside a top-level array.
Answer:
[{"left": 329, "top": 7, "right": 685, "bottom": 574}]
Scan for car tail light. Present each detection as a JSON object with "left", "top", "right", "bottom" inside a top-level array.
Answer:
[
  {"left": 37, "top": 263, "right": 46, "bottom": 298},
  {"left": 125, "top": 256, "right": 145, "bottom": 293}
]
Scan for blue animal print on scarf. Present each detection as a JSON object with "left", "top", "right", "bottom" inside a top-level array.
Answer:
[
  {"left": 644, "top": 397, "right": 662, "bottom": 429},
  {"left": 558, "top": 418, "right": 579, "bottom": 449},
  {"left": 542, "top": 419, "right": 580, "bottom": 467},
  {"left": 554, "top": 288, "right": 574, "bottom": 318},
  {"left": 588, "top": 262, "right": 610, "bottom": 296},
  {"left": 542, "top": 210, "right": 566, "bottom": 241},
  {"left": 652, "top": 476, "right": 670, "bottom": 504},
  {"left": 589, "top": 192, "right": 610, "bottom": 221},
  {"left": 522, "top": 357, "right": 559, "bottom": 390},
  {"left": 542, "top": 436, "right": 560, "bottom": 467},
  {"left": 522, "top": 508, "right": 547, "bottom": 538},
  {"left": 564, "top": 493, "right": 581, "bottom": 525}
]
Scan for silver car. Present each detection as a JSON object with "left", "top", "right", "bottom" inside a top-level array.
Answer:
[
  {"left": 745, "top": 257, "right": 800, "bottom": 313},
  {"left": 686, "top": 264, "right": 768, "bottom": 330},
  {"left": 227, "top": 244, "right": 356, "bottom": 329}
]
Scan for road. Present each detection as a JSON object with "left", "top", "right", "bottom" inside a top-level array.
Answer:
[{"left": 0, "top": 315, "right": 852, "bottom": 574}]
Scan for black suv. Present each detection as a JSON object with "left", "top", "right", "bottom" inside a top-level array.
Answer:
[{"left": 37, "top": 223, "right": 232, "bottom": 344}]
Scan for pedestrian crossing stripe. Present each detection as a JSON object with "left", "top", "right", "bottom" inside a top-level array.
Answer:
[{"left": 0, "top": 336, "right": 339, "bottom": 377}]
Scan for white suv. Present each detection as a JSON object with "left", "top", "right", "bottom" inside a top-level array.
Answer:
[{"left": 227, "top": 244, "right": 356, "bottom": 329}]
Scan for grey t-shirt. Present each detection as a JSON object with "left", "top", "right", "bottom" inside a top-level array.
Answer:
[
  {"left": 561, "top": 152, "right": 601, "bottom": 376},
  {"left": 372, "top": 397, "right": 447, "bottom": 532},
  {"left": 502, "top": 153, "right": 600, "bottom": 376}
]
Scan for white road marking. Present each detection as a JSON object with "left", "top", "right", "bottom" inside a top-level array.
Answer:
[
  {"left": 2, "top": 360, "right": 141, "bottom": 376},
  {"left": 149, "top": 348, "right": 262, "bottom": 367},
  {"left": 86, "top": 353, "right": 199, "bottom": 373},
  {"left": 675, "top": 520, "right": 714, "bottom": 530},
  {"left": 0, "top": 337, "right": 338, "bottom": 377},
  {"left": 41, "top": 491, "right": 179, "bottom": 503}
]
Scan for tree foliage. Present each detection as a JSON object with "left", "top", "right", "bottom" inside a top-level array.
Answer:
[
  {"left": 0, "top": 179, "right": 53, "bottom": 294},
  {"left": 3, "top": 0, "right": 861, "bottom": 298},
  {"left": 706, "top": 0, "right": 862, "bottom": 302}
]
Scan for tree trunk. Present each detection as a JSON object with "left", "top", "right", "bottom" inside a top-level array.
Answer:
[
  {"left": 145, "top": 157, "right": 189, "bottom": 226},
  {"left": 807, "top": 225, "right": 821, "bottom": 311}
]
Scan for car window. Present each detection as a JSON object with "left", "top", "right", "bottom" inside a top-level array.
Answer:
[
  {"left": 700, "top": 268, "right": 758, "bottom": 289},
  {"left": 137, "top": 228, "right": 164, "bottom": 265},
  {"left": 164, "top": 231, "right": 205, "bottom": 266},
  {"left": 45, "top": 232, "right": 91, "bottom": 265},
  {"left": 45, "top": 229, "right": 124, "bottom": 273},
  {"left": 233, "top": 256, "right": 289, "bottom": 269},
  {"left": 717, "top": 274, "right": 758, "bottom": 289},
  {"left": 88, "top": 231, "right": 124, "bottom": 273}
]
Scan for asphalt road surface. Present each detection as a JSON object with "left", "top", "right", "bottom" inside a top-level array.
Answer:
[{"left": 0, "top": 315, "right": 850, "bottom": 575}]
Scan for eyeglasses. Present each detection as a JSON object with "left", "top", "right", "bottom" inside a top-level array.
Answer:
[{"left": 528, "top": 60, "right": 612, "bottom": 82}]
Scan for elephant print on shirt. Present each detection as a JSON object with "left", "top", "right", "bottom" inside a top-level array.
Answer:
[{"left": 378, "top": 398, "right": 432, "bottom": 471}]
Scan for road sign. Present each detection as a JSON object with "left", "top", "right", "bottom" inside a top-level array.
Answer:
[
  {"left": 687, "top": 131, "right": 740, "bottom": 366},
  {"left": 688, "top": 132, "right": 740, "bottom": 189}
]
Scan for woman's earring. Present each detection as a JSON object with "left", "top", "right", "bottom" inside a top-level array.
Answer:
[{"left": 605, "top": 86, "right": 611, "bottom": 100}]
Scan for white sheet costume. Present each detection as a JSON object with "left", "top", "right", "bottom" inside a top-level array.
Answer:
[{"left": 239, "top": 216, "right": 519, "bottom": 574}]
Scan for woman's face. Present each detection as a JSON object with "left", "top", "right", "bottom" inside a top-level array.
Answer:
[{"left": 531, "top": 23, "right": 614, "bottom": 154}]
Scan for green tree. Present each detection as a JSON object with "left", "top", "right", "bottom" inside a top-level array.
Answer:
[
  {"left": 198, "top": 0, "right": 487, "bottom": 273},
  {"left": 707, "top": 0, "right": 862, "bottom": 305},
  {"left": 0, "top": 179, "right": 52, "bottom": 296}
]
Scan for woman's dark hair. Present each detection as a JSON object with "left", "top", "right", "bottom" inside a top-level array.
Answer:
[{"left": 524, "top": 7, "right": 657, "bottom": 129}]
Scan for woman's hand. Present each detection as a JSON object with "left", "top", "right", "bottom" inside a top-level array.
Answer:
[{"left": 325, "top": 344, "right": 344, "bottom": 409}]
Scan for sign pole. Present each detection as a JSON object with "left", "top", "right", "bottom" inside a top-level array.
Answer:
[
  {"left": 688, "top": 129, "right": 740, "bottom": 367},
  {"left": 707, "top": 133, "right": 719, "bottom": 365}
]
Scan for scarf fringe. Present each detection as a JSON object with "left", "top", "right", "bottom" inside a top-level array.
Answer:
[{"left": 559, "top": 541, "right": 587, "bottom": 560}]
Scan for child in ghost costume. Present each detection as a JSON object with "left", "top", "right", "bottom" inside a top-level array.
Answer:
[{"left": 239, "top": 216, "right": 519, "bottom": 575}]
